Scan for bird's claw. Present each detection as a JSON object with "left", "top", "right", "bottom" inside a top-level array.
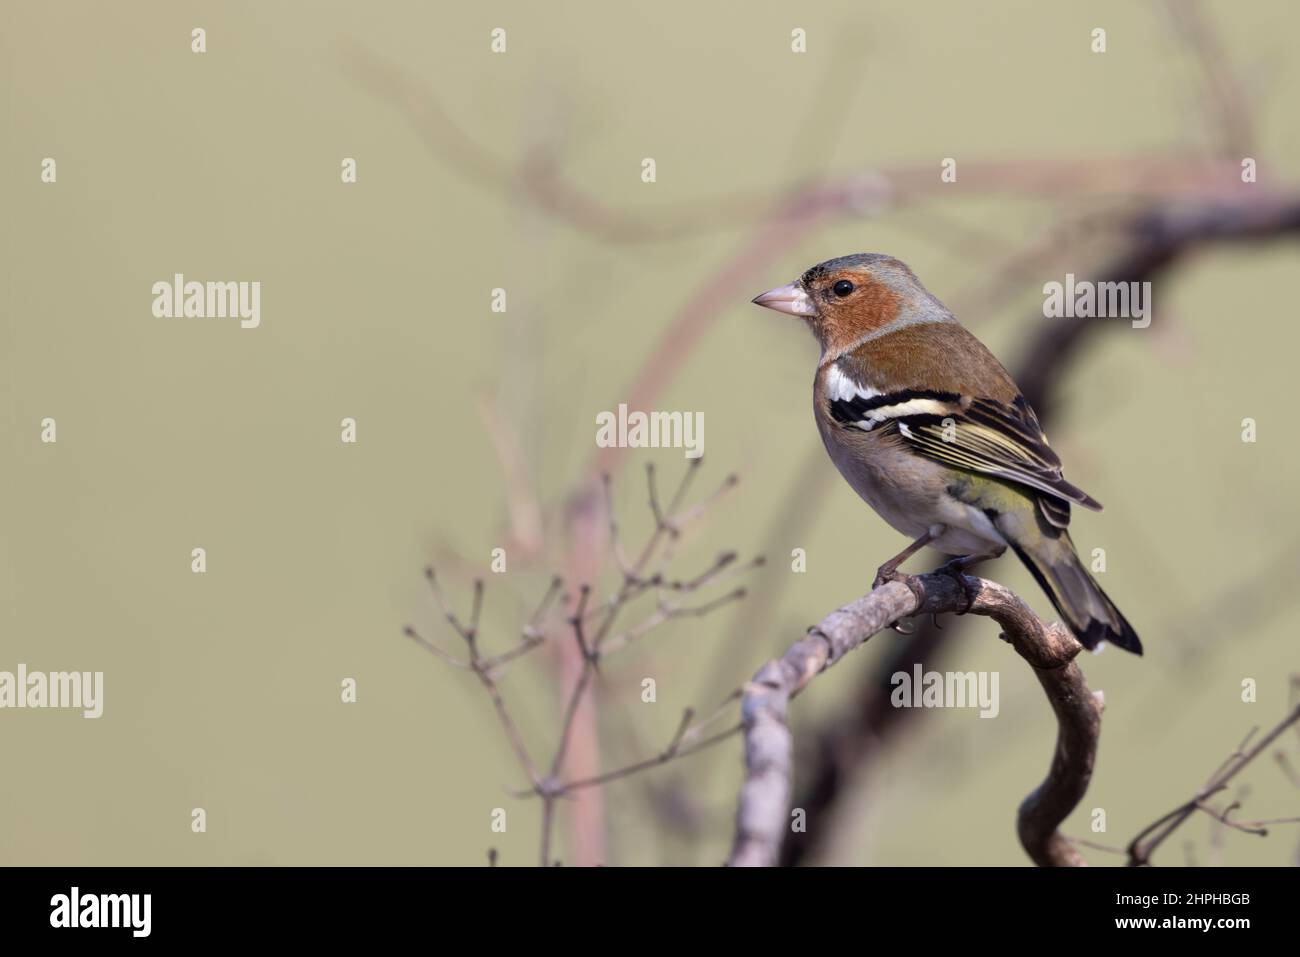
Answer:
[
  {"left": 935, "top": 557, "right": 981, "bottom": 614},
  {"left": 875, "top": 566, "right": 927, "bottom": 634},
  {"left": 872, "top": 565, "right": 904, "bottom": 591}
]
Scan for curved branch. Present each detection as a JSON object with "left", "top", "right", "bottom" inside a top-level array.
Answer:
[{"left": 727, "top": 573, "right": 1100, "bottom": 867}]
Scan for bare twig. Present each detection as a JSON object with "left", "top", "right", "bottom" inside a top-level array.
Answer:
[
  {"left": 1125, "top": 695, "right": 1300, "bottom": 865},
  {"left": 1164, "top": 0, "right": 1254, "bottom": 156},
  {"left": 1067, "top": 836, "right": 1126, "bottom": 856},
  {"left": 409, "top": 464, "right": 759, "bottom": 865},
  {"left": 477, "top": 398, "right": 545, "bottom": 562},
  {"left": 541, "top": 463, "right": 754, "bottom": 864},
  {"left": 548, "top": 718, "right": 742, "bottom": 795}
]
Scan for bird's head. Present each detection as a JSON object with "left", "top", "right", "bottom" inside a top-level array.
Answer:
[{"left": 752, "top": 253, "right": 947, "bottom": 357}]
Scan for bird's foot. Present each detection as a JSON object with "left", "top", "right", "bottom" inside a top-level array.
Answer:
[
  {"left": 872, "top": 529, "right": 947, "bottom": 633},
  {"left": 872, "top": 563, "right": 907, "bottom": 591},
  {"left": 873, "top": 565, "right": 927, "bottom": 634},
  {"left": 933, "top": 555, "right": 990, "bottom": 614},
  {"left": 872, "top": 528, "right": 944, "bottom": 591}
]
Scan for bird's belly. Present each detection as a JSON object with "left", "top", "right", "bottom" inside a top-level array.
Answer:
[{"left": 818, "top": 422, "right": 1005, "bottom": 556}]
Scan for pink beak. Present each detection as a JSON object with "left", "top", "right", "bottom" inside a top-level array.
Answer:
[{"left": 751, "top": 282, "right": 815, "bottom": 317}]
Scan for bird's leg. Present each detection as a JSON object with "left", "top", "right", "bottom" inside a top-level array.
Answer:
[
  {"left": 873, "top": 527, "right": 942, "bottom": 590},
  {"left": 933, "top": 546, "right": 1006, "bottom": 614},
  {"left": 875, "top": 529, "right": 943, "bottom": 635}
]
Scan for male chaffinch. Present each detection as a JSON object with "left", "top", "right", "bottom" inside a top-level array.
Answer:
[{"left": 753, "top": 253, "right": 1142, "bottom": 655}]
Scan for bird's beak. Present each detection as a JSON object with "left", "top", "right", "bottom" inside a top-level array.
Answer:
[{"left": 751, "top": 282, "right": 814, "bottom": 318}]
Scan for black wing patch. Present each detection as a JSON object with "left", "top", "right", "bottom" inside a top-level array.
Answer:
[{"left": 828, "top": 388, "right": 962, "bottom": 430}]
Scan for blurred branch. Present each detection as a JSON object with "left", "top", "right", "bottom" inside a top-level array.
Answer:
[
  {"left": 1126, "top": 683, "right": 1300, "bottom": 866},
  {"left": 728, "top": 572, "right": 1100, "bottom": 867},
  {"left": 405, "top": 571, "right": 556, "bottom": 789},
  {"left": 1164, "top": 0, "right": 1254, "bottom": 157},
  {"left": 1015, "top": 196, "right": 1300, "bottom": 421},
  {"left": 406, "top": 462, "right": 759, "bottom": 866},
  {"left": 478, "top": 398, "right": 545, "bottom": 563},
  {"left": 535, "top": 695, "right": 742, "bottom": 795},
  {"left": 344, "top": 44, "right": 1270, "bottom": 246}
]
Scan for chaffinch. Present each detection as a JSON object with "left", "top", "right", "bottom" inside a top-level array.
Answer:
[{"left": 753, "top": 253, "right": 1142, "bottom": 655}]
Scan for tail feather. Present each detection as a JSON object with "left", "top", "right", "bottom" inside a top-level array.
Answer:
[{"left": 1008, "top": 536, "right": 1142, "bottom": 655}]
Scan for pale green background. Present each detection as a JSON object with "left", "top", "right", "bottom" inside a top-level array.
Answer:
[{"left": 2, "top": 1, "right": 1297, "bottom": 866}]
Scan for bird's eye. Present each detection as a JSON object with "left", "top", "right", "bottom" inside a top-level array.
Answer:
[{"left": 832, "top": 279, "right": 855, "bottom": 298}]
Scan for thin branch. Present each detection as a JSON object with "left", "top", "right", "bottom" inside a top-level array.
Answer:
[
  {"left": 468, "top": 579, "right": 485, "bottom": 644},
  {"left": 483, "top": 633, "right": 546, "bottom": 672},
  {"left": 1164, "top": 0, "right": 1254, "bottom": 156},
  {"left": 417, "top": 568, "right": 544, "bottom": 791},
  {"left": 402, "top": 625, "right": 470, "bottom": 670},
  {"left": 1275, "top": 751, "right": 1300, "bottom": 788},
  {"left": 413, "top": 464, "right": 759, "bottom": 865},
  {"left": 550, "top": 688, "right": 745, "bottom": 795},
  {"left": 477, "top": 397, "right": 545, "bottom": 562},
  {"left": 1192, "top": 799, "right": 1295, "bottom": 837},
  {"left": 667, "top": 588, "right": 748, "bottom": 620},
  {"left": 601, "top": 472, "right": 635, "bottom": 577},
  {"left": 548, "top": 658, "right": 599, "bottom": 781},
  {"left": 540, "top": 797, "right": 556, "bottom": 869},
  {"left": 1067, "top": 837, "right": 1126, "bottom": 856},
  {"left": 470, "top": 659, "right": 543, "bottom": 792},
  {"left": 1125, "top": 697, "right": 1300, "bottom": 865},
  {"left": 569, "top": 585, "right": 594, "bottom": 662},
  {"left": 424, "top": 566, "right": 472, "bottom": 643},
  {"left": 553, "top": 724, "right": 741, "bottom": 795}
]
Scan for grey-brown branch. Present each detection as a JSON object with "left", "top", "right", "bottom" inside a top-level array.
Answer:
[{"left": 727, "top": 573, "right": 1102, "bottom": 867}]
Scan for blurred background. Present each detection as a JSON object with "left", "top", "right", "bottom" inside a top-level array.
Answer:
[{"left": 2, "top": 0, "right": 1298, "bottom": 866}]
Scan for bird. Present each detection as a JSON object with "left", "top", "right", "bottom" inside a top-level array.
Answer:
[{"left": 752, "top": 253, "right": 1142, "bottom": 655}]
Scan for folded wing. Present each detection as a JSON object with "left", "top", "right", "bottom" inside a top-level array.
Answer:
[{"left": 828, "top": 389, "right": 1101, "bottom": 528}]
